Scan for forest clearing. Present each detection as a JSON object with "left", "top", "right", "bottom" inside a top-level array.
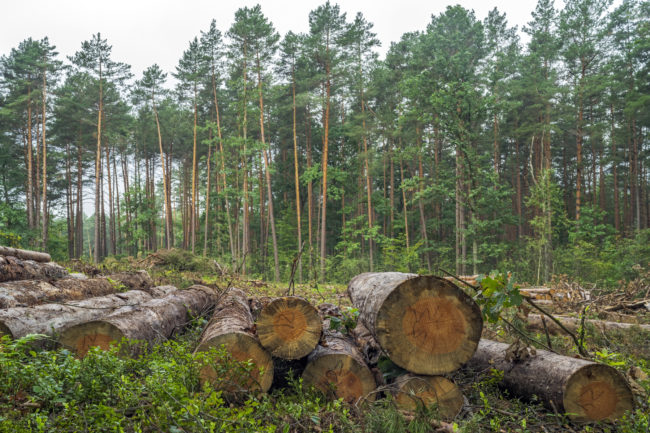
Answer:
[{"left": 1, "top": 0, "right": 649, "bottom": 431}]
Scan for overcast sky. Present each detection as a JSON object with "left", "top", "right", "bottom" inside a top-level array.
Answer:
[{"left": 1, "top": 0, "right": 547, "bottom": 80}]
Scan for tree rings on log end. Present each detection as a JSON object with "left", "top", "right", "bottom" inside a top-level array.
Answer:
[
  {"left": 302, "top": 353, "right": 377, "bottom": 404},
  {"left": 393, "top": 375, "right": 463, "bottom": 420},
  {"left": 256, "top": 297, "right": 322, "bottom": 359},
  {"left": 376, "top": 276, "right": 482, "bottom": 375},
  {"left": 196, "top": 332, "right": 274, "bottom": 393},
  {"left": 564, "top": 364, "right": 634, "bottom": 422},
  {"left": 60, "top": 321, "right": 125, "bottom": 357}
]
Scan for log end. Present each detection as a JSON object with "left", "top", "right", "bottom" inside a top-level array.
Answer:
[
  {"left": 393, "top": 375, "right": 464, "bottom": 420},
  {"left": 196, "top": 332, "right": 274, "bottom": 393},
  {"left": 376, "top": 276, "right": 482, "bottom": 375},
  {"left": 59, "top": 321, "right": 125, "bottom": 357},
  {"left": 302, "top": 352, "right": 377, "bottom": 404},
  {"left": 256, "top": 297, "right": 322, "bottom": 359},
  {"left": 564, "top": 363, "right": 634, "bottom": 422}
]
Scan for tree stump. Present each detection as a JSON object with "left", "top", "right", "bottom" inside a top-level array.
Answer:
[
  {"left": 348, "top": 272, "right": 482, "bottom": 375},
  {"left": 256, "top": 296, "right": 322, "bottom": 359},
  {"left": 467, "top": 339, "right": 634, "bottom": 422}
]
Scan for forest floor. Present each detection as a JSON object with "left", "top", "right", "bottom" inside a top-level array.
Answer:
[{"left": 0, "top": 251, "right": 647, "bottom": 432}]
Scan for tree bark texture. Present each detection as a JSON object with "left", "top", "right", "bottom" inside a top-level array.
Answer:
[
  {"left": 0, "top": 248, "right": 51, "bottom": 262},
  {"left": 0, "top": 255, "right": 67, "bottom": 283},
  {"left": 348, "top": 272, "right": 482, "bottom": 375},
  {"left": 194, "top": 288, "right": 273, "bottom": 393},
  {"left": 466, "top": 339, "right": 634, "bottom": 422},
  {"left": 526, "top": 314, "right": 650, "bottom": 335}
]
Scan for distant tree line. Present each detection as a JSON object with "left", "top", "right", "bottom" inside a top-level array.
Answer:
[{"left": 0, "top": 0, "right": 648, "bottom": 284}]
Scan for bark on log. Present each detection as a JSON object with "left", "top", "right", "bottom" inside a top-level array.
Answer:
[
  {"left": 0, "top": 247, "right": 51, "bottom": 262},
  {"left": 0, "top": 286, "right": 177, "bottom": 340},
  {"left": 467, "top": 339, "right": 634, "bottom": 422},
  {"left": 302, "top": 331, "right": 377, "bottom": 404},
  {"left": 256, "top": 296, "right": 322, "bottom": 359},
  {"left": 527, "top": 314, "right": 650, "bottom": 335},
  {"left": 0, "top": 255, "right": 67, "bottom": 283},
  {"left": 59, "top": 285, "right": 215, "bottom": 357},
  {"left": 348, "top": 272, "right": 482, "bottom": 375},
  {"left": 391, "top": 374, "right": 464, "bottom": 420},
  {"left": 0, "top": 271, "right": 155, "bottom": 309},
  {"left": 194, "top": 288, "right": 273, "bottom": 393}
]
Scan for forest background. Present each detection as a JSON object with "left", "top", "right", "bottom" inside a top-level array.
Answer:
[{"left": 0, "top": 0, "right": 649, "bottom": 286}]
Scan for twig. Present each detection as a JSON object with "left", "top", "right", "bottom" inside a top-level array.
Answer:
[
  {"left": 578, "top": 306, "right": 587, "bottom": 351},
  {"left": 437, "top": 268, "right": 479, "bottom": 292},
  {"left": 286, "top": 241, "right": 306, "bottom": 297},
  {"left": 500, "top": 316, "right": 556, "bottom": 353},
  {"left": 541, "top": 316, "right": 553, "bottom": 351}
]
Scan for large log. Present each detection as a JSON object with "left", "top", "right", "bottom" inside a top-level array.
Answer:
[
  {"left": 467, "top": 339, "right": 634, "bottom": 422},
  {"left": 194, "top": 288, "right": 273, "bottom": 393},
  {"left": 391, "top": 374, "right": 464, "bottom": 420},
  {"left": 256, "top": 296, "right": 322, "bottom": 359},
  {"left": 0, "top": 247, "right": 51, "bottom": 262},
  {"left": 59, "top": 285, "right": 215, "bottom": 357},
  {"left": 348, "top": 272, "right": 482, "bottom": 375},
  {"left": 527, "top": 314, "right": 650, "bottom": 335},
  {"left": 0, "top": 286, "right": 177, "bottom": 340},
  {"left": 0, "top": 255, "right": 67, "bottom": 283},
  {"left": 302, "top": 331, "right": 377, "bottom": 404},
  {"left": 0, "top": 271, "right": 155, "bottom": 309}
]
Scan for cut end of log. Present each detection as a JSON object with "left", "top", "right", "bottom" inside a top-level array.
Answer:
[
  {"left": 564, "top": 364, "right": 634, "bottom": 422},
  {"left": 60, "top": 321, "right": 125, "bottom": 357},
  {"left": 302, "top": 352, "right": 377, "bottom": 404},
  {"left": 256, "top": 297, "right": 322, "bottom": 359},
  {"left": 376, "top": 276, "right": 482, "bottom": 375},
  {"left": 393, "top": 375, "right": 464, "bottom": 420},
  {"left": 196, "top": 332, "right": 274, "bottom": 393}
]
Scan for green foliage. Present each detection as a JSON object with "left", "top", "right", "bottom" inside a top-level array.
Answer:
[
  {"left": 327, "top": 307, "right": 359, "bottom": 334},
  {"left": 476, "top": 271, "right": 523, "bottom": 323}
]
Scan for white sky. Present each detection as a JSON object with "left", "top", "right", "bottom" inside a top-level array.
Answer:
[{"left": 1, "top": 0, "right": 545, "bottom": 80}]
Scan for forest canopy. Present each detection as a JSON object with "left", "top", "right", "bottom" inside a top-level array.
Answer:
[{"left": 0, "top": 0, "right": 648, "bottom": 285}]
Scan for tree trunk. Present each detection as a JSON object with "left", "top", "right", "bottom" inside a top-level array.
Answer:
[
  {"left": 94, "top": 65, "right": 103, "bottom": 263},
  {"left": 0, "top": 247, "right": 51, "bottom": 262},
  {"left": 194, "top": 288, "right": 273, "bottom": 392},
  {"left": 526, "top": 314, "right": 650, "bottom": 335},
  {"left": 0, "top": 256, "right": 67, "bottom": 284},
  {"left": 60, "top": 285, "right": 215, "bottom": 357},
  {"left": 302, "top": 330, "right": 376, "bottom": 404},
  {"left": 0, "top": 285, "right": 176, "bottom": 340},
  {"left": 391, "top": 374, "right": 464, "bottom": 420},
  {"left": 292, "top": 68, "right": 302, "bottom": 282},
  {"left": 320, "top": 62, "right": 331, "bottom": 281},
  {"left": 255, "top": 296, "right": 321, "bottom": 360},
  {"left": 41, "top": 67, "right": 49, "bottom": 249},
  {"left": 347, "top": 272, "right": 482, "bottom": 375},
  {"left": 467, "top": 339, "right": 634, "bottom": 422}
]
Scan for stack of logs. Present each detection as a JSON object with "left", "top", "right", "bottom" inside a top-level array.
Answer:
[{"left": 0, "top": 248, "right": 635, "bottom": 424}]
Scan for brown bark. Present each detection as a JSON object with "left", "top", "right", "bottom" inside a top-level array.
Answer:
[
  {"left": 60, "top": 285, "right": 215, "bottom": 357},
  {"left": 302, "top": 331, "right": 376, "bottom": 404},
  {"left": 292, "top": 67, "right": 302, "bottom": 282},
  {"left": 0, "top": 255, "right": 67, "bottom": 284},
  {"left": 347, "top": 272, "right": 482, "bottom": 375},
  {"left": 255, "top": 296, "right": 322, "bottom": 360},
  {"left": 467, "top": 339, "right": 634, "bottom": 422},
  {"left": 0, "top": 247, "right": 51, "bottom": 262},
  {"left": 195, "top": 288, "right": 273, "bottom": 392},
  {"left": 0, "top": 286, "right": 176, "bottom": 340}
]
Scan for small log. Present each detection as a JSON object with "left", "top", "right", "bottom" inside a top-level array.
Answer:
[
  {"left": 0, "top": 247, "right": 51, "bottom": 262},
  {"left": 0, "top": 271, "right": 155, "bottom": 309},
  {"left": 302, "top": 331, "right": 377, "bottom": 404},
  {"left": 467, "top": 339, "right": 634, "bottom": 422},
  {"left": 0, "top": 255, "right": 67, "bottom": 283},
  {"left": 348, "top": 272, "right": 482, "bottom": 375},
  {"left": 391, "top": 374, "right": 464, "bottom": 420},
  {"left": 194, "top": 288, "right": 273, "bottom": 393},
  {"left": 60, "top": 285, "right": 215, "bottom": 357},
  {"left": 0, "top": 286, "right": 176, "bottom": 340},
  {"left": 527, "top": 314, "right": 650, "bottom": 335},
  {"left": 256, "top": 296, "right": 322, "bottom": 359}
]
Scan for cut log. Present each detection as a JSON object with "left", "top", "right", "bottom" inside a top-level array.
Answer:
[
  {"left": 392, "top": 374, "right": 464, "bottom": 420},
  {"left": 467, "top": 339, "right": 634, "bottom": 422},
  {"left": 0, "top": 271, "right": 155, "bottom": 309},
  {"left": 351, "top": 322, "right": 383, "bottom": 366},
  {"left": 527, "top": 314, "right": 650, "bottom": 335},
  {"left": 0, "top": 286, "right": 177, "bottom": 340},
  {"left": 302, "top": 331, "right": 377, "bottom": 404},
  {"left": 0, "top": 255, "right": 67, "bottom": 283},
  {"left": 348, "top": 272, "right": 482, "bottom": 375},
  {"left": 270, "top": 357, "right": 308, "bottom": 390},
  {"left": 256, "top": 296, "right": 322, "bottom": 359},
  {"left": 0, "top": 247, "right": 51, "bottom": 262},
  {"left": 194, "top": 288, "right": 273, "bottom": 393},
  {"left": 60, "top": 285, "right": 215, "bottom": 357}
]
